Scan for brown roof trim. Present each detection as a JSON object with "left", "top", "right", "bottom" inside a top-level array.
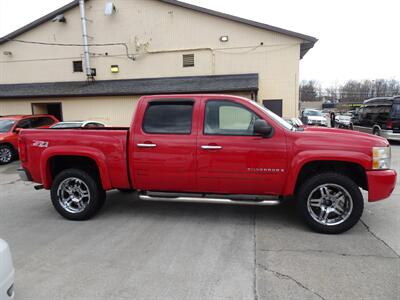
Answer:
[
  {"left": 0, "top": 0, "right": 317, "bottom": 57},
  {"left": 0, "top": 73, "right": 259, "bottom": 99}
]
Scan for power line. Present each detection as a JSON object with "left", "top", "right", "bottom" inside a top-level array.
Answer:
[{"left": 6, "top": 38, "right": 135, "bottom": 61}]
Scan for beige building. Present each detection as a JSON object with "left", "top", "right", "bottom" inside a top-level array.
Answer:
[{"left": 0, "top": 0, "right": 317, "bottom": 126}]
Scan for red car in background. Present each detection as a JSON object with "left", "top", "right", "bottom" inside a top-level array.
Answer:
[{"left": 0, "top": 115, "right": 58, "bottom": 165}]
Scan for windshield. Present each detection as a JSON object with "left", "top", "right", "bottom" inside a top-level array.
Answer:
[
  {"left": 304, "top": 110, "right": 323, "bottom": 117},
  {"left": 249, "top": 101, "right": 294, "bottom": 131},
  {"left": 0, "top": 120, "right": 16, "bottom": 133}
]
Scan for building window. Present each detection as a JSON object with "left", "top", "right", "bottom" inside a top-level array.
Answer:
[
  {"left": 182, "top": 54, "right": 195, "bottom": 68},
  {"left": 73, "top": 61, "right": 83, "bottom": 72}
]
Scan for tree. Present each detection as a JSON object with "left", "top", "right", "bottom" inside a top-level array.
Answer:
[{"left": 300, "top": 80, "right": 321, "bottom": 102}]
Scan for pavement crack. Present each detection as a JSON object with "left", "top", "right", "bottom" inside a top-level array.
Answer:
[
  {"left": 1, "top": 179, "right": 21, "bottom": 185},
  {"left": 360, "top": 219, "right": 400, "bottom": 258},
  {"left": 259, "top": 248, "right": 399, "bottom": 259},
  {"left": 253, "top": 208, "right": 259, "bottom": 300},
  {"left": 257, "top": 263, "right": 326, "bottom": 300}
]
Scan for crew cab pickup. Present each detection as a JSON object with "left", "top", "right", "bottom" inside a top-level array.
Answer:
[{"left": 18, "top": 95, "right": 397, "bottom": 234}]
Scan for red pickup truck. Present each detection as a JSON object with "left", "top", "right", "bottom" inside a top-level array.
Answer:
[{"left": 18, "top": 95, "right": 397, "bottom": 234}]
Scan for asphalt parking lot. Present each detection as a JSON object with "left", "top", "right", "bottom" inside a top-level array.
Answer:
[{"left": 0, "top": 145, "right": 399, "bottom": 300}]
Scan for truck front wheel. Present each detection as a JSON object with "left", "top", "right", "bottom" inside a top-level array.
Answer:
[
  {"left": 0, "top": 144, "right": 15, "bottom": 165},
  {"left": 50, "top": 169, "right": 106, "bottom": 221},
  {"left": 296, "top": 173, "right": 364, "bottom": 234}
]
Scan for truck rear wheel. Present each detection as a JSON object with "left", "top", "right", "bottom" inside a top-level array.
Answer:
[
  {"left": 50, "top": 169, "right": 106, "bottom": 221},
  {"left": 296, "top": 173, "right": 364, "bottom": 234}
]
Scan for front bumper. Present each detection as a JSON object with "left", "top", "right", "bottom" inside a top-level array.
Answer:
[
  {"left": 17, "top": 168, "right": 31, "bottom": 182},
  {"left": 380, "top": 130, "right": 400, "bottom": 141},
  {"left": 0, "top": 271, "right": 14, "bottom": 300},
  {"left": 367, "top": 169, "right": 397, "bottom": 202}
]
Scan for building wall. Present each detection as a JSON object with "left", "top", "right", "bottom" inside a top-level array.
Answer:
[
  {"left": 0, "top": 0, "right": 304, "bottom": 118},
  {"left": 0, "top": 92, "right": 252, "bottom": 126},
  {"left": 0, "top": 96, "right": 138, "bottom": 126}
]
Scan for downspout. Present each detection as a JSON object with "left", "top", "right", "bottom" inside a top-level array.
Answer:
[{"left": 79, "top": 0, "right": 92, "bottom": 78}]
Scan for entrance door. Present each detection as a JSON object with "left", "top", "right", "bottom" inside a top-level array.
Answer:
[
  {"left": 197, "top": 97, "right": 288, "bottom": 195},
  {"left": 263, "top": 100, "right": 283, "bottom": 117},
  {"left": 32, "top": 103, "right": 63, "bottom": 121}
]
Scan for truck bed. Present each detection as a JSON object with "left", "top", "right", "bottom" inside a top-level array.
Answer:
[{"left": 19, "top": 128, "right": 131, "bottom": 189}]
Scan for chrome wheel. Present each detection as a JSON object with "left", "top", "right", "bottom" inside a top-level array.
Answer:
[
  {"left": 307, "top": 184, "right": 353, "bottom": 226},
  {"left": 57, "top": 177, "right": 91, "bottom": 214},
  {"left": 0, "top": 147, "right": 12, "bottom": 163}
]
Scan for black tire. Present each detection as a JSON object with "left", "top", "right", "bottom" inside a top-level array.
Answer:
[
  {"left": 373, "top": 128, "right": 380, "bottom": 136},
  {"left": 296, "top": 172, "right": 364, "bottom": 234},
  {"left": 0, "top": 144, "right": 15, "bottom": 165},
  {"left": 50, "top": 169, "right": 106, "bottom": 221}
]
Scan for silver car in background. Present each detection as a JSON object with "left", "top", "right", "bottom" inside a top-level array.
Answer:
[
  {"left": 0, "top": 239, "right": 14, "bottom": 300},
  {"left": 50, "top": 120, "right": 107, "bottom": 129},
  {"left": 301, "top": 109, "right": 328, "bottom": 127}
]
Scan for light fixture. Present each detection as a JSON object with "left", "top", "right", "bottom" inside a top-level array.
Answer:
[
  {"left": 3, "top": 51, "right": 12, "bottom": 56},
  {"left": 111, "top": 65, "right": 119, "bottom": 73},
  {"left": 105, "top": 2, "right": 116, "bottom": 16},
  {"left": 51, "top": 14, "right": 66, "bottom": 23},
  {"left": 220, "top": 35, "right": 229, "bottom": 42}
]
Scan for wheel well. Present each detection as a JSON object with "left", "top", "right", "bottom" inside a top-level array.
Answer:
[
  {"left": 0, "top": 142, "right": 16, "bottom": 153},
  {"left": 295, "top": 161, "right": 368, "bottom": 192},
  {"left": 49, "top": 156, "right": 100, "bottom": 181},
  {"left": 372, "top": 125, "right": 381, "bottom": 133}
]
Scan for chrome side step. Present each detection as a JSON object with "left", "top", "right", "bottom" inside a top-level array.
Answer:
[{"left": 138, "top": 194, "right": 281, "bottom": 206}]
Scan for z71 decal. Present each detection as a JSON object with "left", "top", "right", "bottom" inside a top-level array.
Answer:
[{"left": 32, "top": 141, "right": 49, "bottom": 148}]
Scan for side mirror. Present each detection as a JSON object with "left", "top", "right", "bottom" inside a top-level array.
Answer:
[
  {"left": 254, "top": 119, "right": 273, "bottom": 137},
  {"left": 14, "top": 128, "right": 21, "bottom": 134}
]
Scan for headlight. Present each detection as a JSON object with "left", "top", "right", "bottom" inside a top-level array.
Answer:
[{"left": 372, "top": 147, "right": 391, "bottom": 170}]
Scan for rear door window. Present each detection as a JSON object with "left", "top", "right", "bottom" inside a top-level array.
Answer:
[
  {"left": 143, "top": 101, "right": 194, "bottom": 134},
  {"left": 31, "top": 117, "right": 56, "bottom": 127},
  {"left": 16, "top": 118, "right": 33, "bottom": 129}
]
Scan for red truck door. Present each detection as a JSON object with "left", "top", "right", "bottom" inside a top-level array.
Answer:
[
  {"left": 131, "top": 97, "right": 199, "bottom": 192},
  {"left": 196, "top": 96, "right": 288, "bottom": 195}
]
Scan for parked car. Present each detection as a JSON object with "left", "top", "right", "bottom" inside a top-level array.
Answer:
[
  {"left": 321, "top": 109, "right": 331, "bottom": 119},
  {"left": 351, "top": 96, "right": 400, "bottom": 141},
  {"left": 285, "top": 118, "right": 305, "bottom": 128},
  {"left": 0, "top": 115, "right": 58, "bottom": 165},
  {"left": 301, "top": 109, "right": 328, "bottom": 127},
  {"left": 51, "top": 121, "right": 107, "bottom": 129},
  {"left": 0, "top": 239, "right": 14, "bottom": 300},
  {"left": 335, "top": 113, "right": 352, "bottom": 129},
  {"left": 18, "top": 94, "right": 396, "bottom": 234}
]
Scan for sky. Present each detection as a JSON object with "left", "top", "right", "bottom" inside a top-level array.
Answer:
[{"left": 0, "top": 0, "right": 399, "bottom": 86}]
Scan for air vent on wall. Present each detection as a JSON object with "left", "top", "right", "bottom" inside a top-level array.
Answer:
[
  {"left": 183, "top": 54, "right": 195, "bottom": 68},
  {"left": 73, "top": 60, "right": 83, "bottom": 72}
]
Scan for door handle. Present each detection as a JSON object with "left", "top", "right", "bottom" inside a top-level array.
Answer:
[
  {"left": 201, "top": 145, "right": 223, "bottom": 150},
  {"left": 137, "top": 143, "right": 157, "bottom": 148}
]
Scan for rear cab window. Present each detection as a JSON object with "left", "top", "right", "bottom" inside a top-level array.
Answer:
[{"left": 142, "top": 100, "right": 194, "bottom": 134}]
